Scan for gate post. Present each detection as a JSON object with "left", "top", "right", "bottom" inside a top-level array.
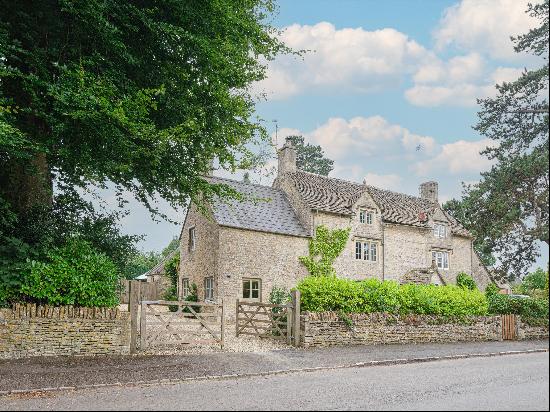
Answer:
[
  {"left": 291, "top": 290, "right": 301, "bottom": 347},
  {"left": 235, "top": 298, "right": 240, "bottom": 337},
  {"left": 129, "top": 280, "right": 141, "bottom": 354},
  {"left": 220, "top": 298, "right": 225, "bottom": 350}
]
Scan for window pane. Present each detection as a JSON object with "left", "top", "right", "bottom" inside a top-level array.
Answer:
[
  {"left": 251, "top": 289, "right": 259, "bottom": 299},
  {"left": 243, "top": 280, "right": 250, "bottom": 298},
  {"left": 367, "top": 212, "right": 373, "bottom": 224},
  {"left": 363, "top": 243, "right": 369, "bottom": 260},
  {"left": 355, "top": 242, "right": 362, "bottom": 259},
  {"left": 370, "top": 243, "right": 377, "bottom": 261},
  {"left": 444, "top": 253, "right": 449, "bottom": 269},
  {"left": 437, "top": 252, "right": 443, "bottom": 268},
  {"left": 359, "top": 211, "right": 365, "bottom": 223}
]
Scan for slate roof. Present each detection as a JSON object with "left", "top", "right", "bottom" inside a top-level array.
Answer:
[
  {"left": 283, "top": 170, "right": 472, "bottom": 237},
  {"left": 208, "top": 177, "right": 310, "bottom": 237}
]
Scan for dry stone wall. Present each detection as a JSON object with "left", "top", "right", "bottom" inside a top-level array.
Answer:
[
  {"left": 300, "top": 312, "right": 503, "bottom": 347},
  {"left": 0, "top": 304, "right": 130, "bottom": 359}
]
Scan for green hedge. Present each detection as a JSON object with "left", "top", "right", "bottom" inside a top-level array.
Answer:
[
  {"left": 487, "top": 294, "right": 549, "bottom": 319},
  {"left": 297, "top": 277, "right": 488, "bottom": 316}
]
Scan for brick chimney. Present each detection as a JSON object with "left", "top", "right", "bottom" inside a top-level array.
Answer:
[
  {"left": 277, "top": 137, "right": 297, "bottom": 176},
  {"left": 419, "top": 181, "right": 438, "bottom": 203}
]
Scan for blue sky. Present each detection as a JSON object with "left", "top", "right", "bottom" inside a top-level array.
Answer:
[{"left": 104, "top": 0, "right": 548, "bottom": 271}]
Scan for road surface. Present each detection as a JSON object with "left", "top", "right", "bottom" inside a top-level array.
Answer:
[{"left": 1, "top": 352, "right": 548, "bottom": 411}]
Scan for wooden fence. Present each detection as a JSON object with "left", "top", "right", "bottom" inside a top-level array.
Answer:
[
  {"left": 501, "top": 314, "right": 517, "bottom": 340},
  {"left": 236, "top": 290, "right": 301, "bottom": 347},
  {"left": 119, "top": 280, "right": 158, "bottom": 304}
]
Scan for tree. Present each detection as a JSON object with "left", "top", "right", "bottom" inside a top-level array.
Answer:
[
  {"left": 444, "top": 1, "right": 549, "bottom": 281},
  {"left": 0, "top": 1, "right": 290, "bottom": 300},
  {"left": 287, "top": 135, "right": 334, "bottom": 176}
]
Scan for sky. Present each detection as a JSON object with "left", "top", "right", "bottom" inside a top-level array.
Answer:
[{"left": 101, "top": 0, "right": 548, "bottom": 271}]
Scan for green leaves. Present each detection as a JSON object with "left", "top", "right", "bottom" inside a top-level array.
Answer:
[
  {"left": 20, "top": 238, "right": 120, "bottom": 307},
  {"left": 286, "top": 135, "right": 334, "bottom": 176},
  {"left": 299, "top": 225, "right": 350, "bottom": 277},
  {"left": 297, "top": 276, "right": 489, "bottom": 317},
  {"left": 456, "top": 273, "right": 478, "bottom": 291}
]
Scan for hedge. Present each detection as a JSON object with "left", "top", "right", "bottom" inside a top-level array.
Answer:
[
  {"left": 487, "top": 293, "right": 549, "bottom": 319},
  {"left": 297, "top": 277, "right": 488, "bottom": 316}
]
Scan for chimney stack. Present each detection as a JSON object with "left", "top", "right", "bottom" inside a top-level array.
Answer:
[
  {"left": 277, "top": 137, "right": 297, "bottom": 176},
  {"left": 419, "top": 181, "right": 438, "bottom": 203}
]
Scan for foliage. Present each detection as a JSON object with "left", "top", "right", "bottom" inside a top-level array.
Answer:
[
  {"left": 122, "top": 251, "right": 161, "bottom": 280},
  {"left": 20, "top": 238, "right": 119, "bottom": 307},
  {"left": 164, "top": 252, "right": 180, "bottom": 289},
  {"left": 0, "top": 0, "right": 292, "bottom": 297},
  {"left": 513, "top": 267, "right": 548, "bottom": 296},
  {"left": 269, "top": 286, "right": 291, "bottom": 306},
  {"left": 297, "top": 277, "right": 488, "bottom": 317},
  {"left": 443, "top": 1, "right": 549, "bottom": 281},
  {"left": 484, "top": 283, "right": 500, "bottom": 297},
  {"left": 456, "top": 272, "right": 478, "bottom": 291},
  {"left": 286, "top": 135, "right": 334, "bottom": 176},
  {"left": 487, "top": 294, "right": 549, "bottom": 319},
  {"left": 299, "top": 225, "right": 351, "bottom": 277}
]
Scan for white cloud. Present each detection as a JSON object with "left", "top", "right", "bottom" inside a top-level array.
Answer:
[
  {"left": 434, "top": 0, "right": 538, "bottom": 60},
  {"left": 406, "top": 54, "right": 525, "bottom": 107},
  {"left": 363, "top": 173, "right": 403, "bottom": 191},
  {"left": 254, "top": 22, "right": 432, "bottom": 100},
  {"left": 413, "top": 138, "right": 497, "bottom": 176}
]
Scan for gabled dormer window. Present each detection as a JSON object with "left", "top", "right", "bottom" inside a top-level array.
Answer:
[
  {"left": 359, "top": 209, "right": 373, "bottom": 225},
  {"left": 433, "top": 223, "right": 447, "bottom": 238}
]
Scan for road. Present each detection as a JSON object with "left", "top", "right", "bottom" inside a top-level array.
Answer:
[{"left": 1, "top": 353, "right": 548, "bottom": 411}]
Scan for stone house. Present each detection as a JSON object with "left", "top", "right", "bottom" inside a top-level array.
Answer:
[{"left": 179, "top": 138, "right": 496, "bottom": 315}]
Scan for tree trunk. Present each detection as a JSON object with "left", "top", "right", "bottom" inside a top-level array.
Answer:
[{"left": 0, "top": 152, "right": 53, "bottom": 214}]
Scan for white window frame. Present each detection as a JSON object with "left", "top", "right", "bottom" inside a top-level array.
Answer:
[
  {"left": 433, "top": 223, "right": 447, "bottom": 238},
  {"left": 188, "top": 227, "right": 196, "bottom": 252},
  {"left": 432, "top": 251, "right": 450, "bottom": 270},
  {"left": 355, "top": 240, "right": 378, "bottom": 262},
  {"left": 359, "top": 210, "right": 366, "bottom": 224},
  {"left": 366, "top": 211, "right": 373, "bottom": 225},
  {"left": 204, "top": 277, "right": 214, "bottom": 301},
  {"left": 242, "top": 278, "right": 261, "bottom": 301},
  {"left": 359, "top": 209, "right": 374, "bottom": 225},
  {"left": 182, "top": 278, "right": 190, "bottom": 298}
]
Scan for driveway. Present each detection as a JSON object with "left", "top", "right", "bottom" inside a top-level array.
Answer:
[{"left": 1, "top": 352, "right": 548, "bottom": 410}]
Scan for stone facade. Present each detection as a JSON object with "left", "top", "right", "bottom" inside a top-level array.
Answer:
[
  {"left": 301, "top": 312, "right": 503, "bottom": 348},
  {"left": 0, "top": 304, "right": 130, "bottom": 359}
]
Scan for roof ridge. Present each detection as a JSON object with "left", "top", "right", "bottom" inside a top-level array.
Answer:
[{"left": 209, "top": 175, "right": 277, "bottom": 191}]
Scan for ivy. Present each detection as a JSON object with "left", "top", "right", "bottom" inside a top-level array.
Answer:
[{"left": 299, "top": 225, "right": 350, "bottom": 277}]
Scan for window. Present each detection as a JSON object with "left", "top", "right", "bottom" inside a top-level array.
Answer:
[
  {"left": 182, "top": 278, "right": 190, "bottom": 298},
  {"left": 432, "top": 251, "right": 449, "bottom": 270},
  {"left": 188, "top": 227, "right": 196, "bottom": 251},
  {"left": 355, "top": 240, "right": 378, "bottom": 262},
  {"left": 433, "top": 223, "right": 447, "bottom": 238},
  {"left": 204, "top": 277, "right": 214, "bottom": 300},
  {"left": 359, "top": 210, "right": 374, "bottom": 224},
  {"left": 242, "top": 278, "right": 261, "bottom": 300}
]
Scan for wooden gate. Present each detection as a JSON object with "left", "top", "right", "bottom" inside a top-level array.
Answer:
[
  {"left": 235, "top": 290, "right": 301, "bottom": 346},
  {"left": 139, "top": 300, "right": 225, "bottom": 350},
  {"left": 501, "top": 314, "right": 517, "bottom": 340}
]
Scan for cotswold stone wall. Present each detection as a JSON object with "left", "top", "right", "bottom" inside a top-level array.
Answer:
[
  {"left": 0, "top": 304, "right": 130, "bottom": 359},
  {"left": 300, "top": 312, "right": 503, "bottom": 348},
  {"left": 517, "top": 318, "right": 550, "bottom": 340}
]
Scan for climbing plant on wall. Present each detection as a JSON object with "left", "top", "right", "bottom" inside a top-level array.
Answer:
[{"left": 299, "top": 225, "right": 351, "bottom": 277}]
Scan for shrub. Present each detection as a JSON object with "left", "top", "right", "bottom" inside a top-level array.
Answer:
[
  {"left": 20, "top": 238, "right": 119, "bottom": 307},
  {"left": 297, "top": 276, "right": 488, "bottom": 316},
  {"left": 485, "top": 283, "right": 500, "bottom": 297},
  {"left": 456, "top": 272, "right": 477, "bottom": 291},
  {"left": 487, "top": 294, "right": 549, "bottom": 319},
  {"left": 299, "top": 225, "right": 350, "bottom": 277},
  {"left": 513, "top": 268, "right": 549, "bottom": 297}
]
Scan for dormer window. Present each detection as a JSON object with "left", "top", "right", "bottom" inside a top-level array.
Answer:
[
  {"left": 359, "top": 210, "right": 373, "bottom": 225},
  {"left": 433, "top": 223, "right": 447, "bottom": 238}
]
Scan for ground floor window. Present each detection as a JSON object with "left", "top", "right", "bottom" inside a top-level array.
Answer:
[
  {"left": 355, "top": 240, "right": 378, "bottom": 262},
  {"left": 242, "top": 278, "right": 261, "bottom": 301},
  {"left": 204, "top": 277, "right": 214, "bottom": 300},
  {"left": 182, "top": 278, "right": 190, "bottom": 298},
  {"left": 432, "top": 251, "right": 449, "bottom": 270}
]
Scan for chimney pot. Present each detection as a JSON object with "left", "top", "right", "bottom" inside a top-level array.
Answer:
[
  {"left": 419, "top": 181, "right": 438, "bottom": 203},
  {"left": 277, "top": 137, "right": 297, "bottom": 175}
]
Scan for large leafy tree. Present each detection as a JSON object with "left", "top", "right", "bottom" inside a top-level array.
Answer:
[
  {"left": 0, "top": 0, "right": 290, "bottom": 300},
  {"left": 287, "top": 135, "right": 334, "bottom": 176},
  {"left": 444, "top": 0, "right": 549, "bottom": 281}
]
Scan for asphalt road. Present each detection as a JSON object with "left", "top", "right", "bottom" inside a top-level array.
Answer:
[{"left": 1, "top": 352, "right": 548, "bottom": 411}]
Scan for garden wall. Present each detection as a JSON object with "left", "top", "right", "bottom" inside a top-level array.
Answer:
[
  {"left": 0, "top": 304, "right": 130, "bottom": 359},
  {"left": 301, "top": 312, "right": 505, "bottom": 348}
]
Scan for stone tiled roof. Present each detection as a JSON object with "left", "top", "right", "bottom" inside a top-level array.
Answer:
[
  {"left": 209, "top": 177, "right": 310, "bottom": 237},
  {"left": 283, "top": 170, "right": 472, "bottom": 236}
]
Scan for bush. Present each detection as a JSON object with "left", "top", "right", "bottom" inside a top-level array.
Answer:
[
  {"left": 20, "top": 238, "right": 120, "bottom": 307},
  {"left": 485, "top": 283, "right": 500, "bottom": 297},
  {"left": 456, "top": 272, "right": 477, "bottom": 291},
  {"left": 487, "top": 294, "right": 549, "bottom": 319},
  {"left": 513, "top": 268, "right": 549, "bottom": 297},
  {"left": 297, "top": 276, "right": 488, "bottom": 316}
]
